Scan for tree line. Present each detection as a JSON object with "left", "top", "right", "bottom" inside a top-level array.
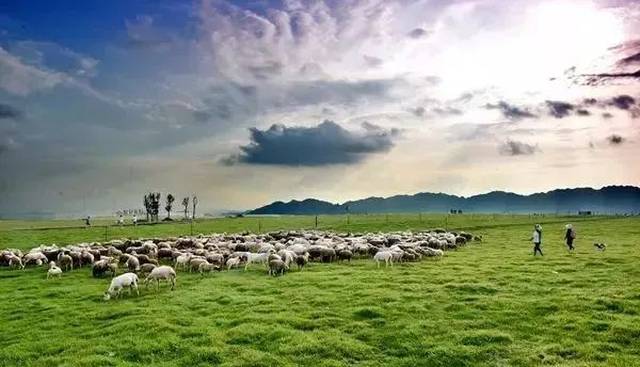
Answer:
[{"left": 143, "top": 193, "right": 198, "bottom": 222}]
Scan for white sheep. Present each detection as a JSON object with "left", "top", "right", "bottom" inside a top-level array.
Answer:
[
  {"left": 373, "top": 251, "right": 393, "bottom": 267},
  {"left": 244, "top": 252, "right": 270, "bottom": 271},
  {"left": 226, "top": 257, "right": 241, "bottom": 270},
  {"left": 47, "top": 261, "right": 63, "bottom": 279},
  {"left": 22, "top": 252, "right": 48, "bottom": 269},
  {"left": 174, "top": 253, "right": 192, "bottom": 270},
  {"left": 144, "top": 265, "right": 177, "bottom": 291},
  {"left": 103, "top": 273, "right": 139, "bottom": 300}
]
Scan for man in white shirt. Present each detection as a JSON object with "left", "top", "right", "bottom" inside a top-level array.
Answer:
[{"left": 531, "top": 224, "right": 543, "bottom": 256}]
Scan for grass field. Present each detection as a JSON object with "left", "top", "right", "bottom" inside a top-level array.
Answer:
[{"left": 1, "top": 214, "right": 639, "bottom": 366}]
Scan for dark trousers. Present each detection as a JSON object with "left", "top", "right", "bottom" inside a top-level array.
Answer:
[
  {"left": 566, "top": 240, "right": 574, "bottom": 250},
  {"left": 533, "top": 243, "right": 543, "bottom": 256}
]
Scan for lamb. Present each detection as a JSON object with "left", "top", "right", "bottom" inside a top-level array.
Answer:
[
  {"left": 188, "top": 257, "right": 209, "bottom": 272},
  {"left": 47, "top": 261, "right": 63, "bottom": 279},
  {"left": 268, "top": 259, "right": 287, "bottom": 277},
  {"left": 103, "top": 273, "right": 139, "bottom": 300},
  {"left": 373, "top": 251, "right": 393, "bottom": 267},
  {"left": 174, "top": 253, "right": 192, "bottom": 270},
  {"left": 144, "top": 266, "right": 177, "bottom": 291}
]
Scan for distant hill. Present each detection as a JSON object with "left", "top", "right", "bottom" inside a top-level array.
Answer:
[{"left": 248, "top": 186, "right": 640, "bottom": 215}]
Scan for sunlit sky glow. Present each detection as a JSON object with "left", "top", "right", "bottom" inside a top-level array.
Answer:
[{"left": 0, "top": 0, "right": 639, "bottom": 216}]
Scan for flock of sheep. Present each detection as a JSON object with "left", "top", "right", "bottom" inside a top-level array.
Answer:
[{"left": 0, "top": 229, "right": 481, "bottom": 300}]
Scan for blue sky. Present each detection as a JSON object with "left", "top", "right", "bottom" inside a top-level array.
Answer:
[{"left": 0, "top": 0, "right": 639, "bottom": 217}]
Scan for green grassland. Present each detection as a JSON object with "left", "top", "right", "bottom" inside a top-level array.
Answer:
[{"left": 1, "top": 214, "right": 639, "bottom": 366}]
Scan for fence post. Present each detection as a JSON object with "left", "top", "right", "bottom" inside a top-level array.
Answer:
[
  {"left": 258, "top": 220, "right": 262, "bottom": 233},
  {"left": 315, "top": 215, "right": 318, "bottom": 228}
]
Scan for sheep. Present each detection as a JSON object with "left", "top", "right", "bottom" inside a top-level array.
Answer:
[
  {"left": 373, "top": 251, "right": 393, "bottom": 267},
  {"left": 268, "top": 259, "right": 287, "bottom": 277},
  {"left": 188, "top": 257, "right": 209, "bottom": 272},
  {"left": 198, "top": 262, "right": 221, "bottom": 275},
  {"left": 226, "top": 257, "right": 241, "bottom": 270},
  {"left": 294, "top": 254, "right": 308, "bottom": 271},
  {"left": 174, "top": 253, "right": 192, "bottom": 270},
  {"left": 92, "top": 260, "right": 117, "bottom": 277},
  {"left": 5, "top": 254, "right": 22, "bottom": 269},
  {"left": 47, "top": 261, "right": 63, "bottom": 279},
  {"left": 104, "top": 273, "right": 139, "bottom": 300},
  {"left": 244, "top": 252, "right": 270, "bottom": 271},
  {"left": 337, "top": 249, "right": 353, "bottom": 262},
  {"left": 79, "top": 251, "right": 94, "bottom": 267},
  {"left": 22, "top": 252, "right": 48, "bottom": 269},
  {"left": 58, "top": 254, "right": 74, "bottom": 271},
  {"left": 140, "top": 263, "right": 157, "bottom": 275},
  {"left": 144, "top": 266, "right": 177, "bottom": 291},
  {"left": 125, "top": 254, "right": 140, "bottom": 272}
]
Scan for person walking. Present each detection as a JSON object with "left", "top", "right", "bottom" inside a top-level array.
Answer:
[
  {"left": 564, "top": 224, "right": 576, "bottom": 251},
  {"left": 84, "top": 215, "right": 91, "bottom": 228},
  {"left": 132, "top": 214, "right": 137, "bottom": 226},
  {"left": 531, "top": 224, "right": 543, "bottom": 256}
]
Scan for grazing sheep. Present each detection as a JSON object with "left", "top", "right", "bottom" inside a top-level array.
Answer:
[
  {"left": 79, "top": 251, "right": 94, "bottom": 267},
  {"left": 92, "top": 260, "right": 117, "bottom": 277},
  {"left": 125, "top": 255, "right": 140, "bottom": 272},
  {"left": 22, "top": 252, "right": 48, "bottom": 269},
  {"left": 244, "top": 252, "right": 270, "bottom": 271},
  {"left": 198, "top": 262, "right": 221, "bottom": 275},
  {"left": 294, "top": 254, "right": 308, "bottom": 271},
  {"left": 140, "top": 263, "right": 157, "bottom": 275},
  {"left": 144, "top": 266, "right": 177, "bottom": 291},
  {"left": 373, "top": 251, "right": 393, "bottom": 267},
  {"left": 103, "top": 273, "right": 139, "bottom": 300},
  {"left": 337, "top": 249, "right": 353, "bottom": 262},
  {"left": 58, "top": 254, "right": 74, "bottom": 271},
  {"left": 226, "top": 257, "right": 241, "bottom": 270},
  {"left": 268, "top": 259, "right": 287, "bottom": 276},
  {"left": 5, "top": 254, "right": 22, "bottom": 269},
  {"left": 47, "top": 261, "right": 63, "bottom": 279},
  {"left": 174, "top": 253, "right": 192, "bottom": 270}
]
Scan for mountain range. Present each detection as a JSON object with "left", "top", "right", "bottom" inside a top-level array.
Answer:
[{"left": 248, "top": 186, "right": 640, "bottom": 215}]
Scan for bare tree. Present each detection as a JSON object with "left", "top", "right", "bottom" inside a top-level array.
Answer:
[
  {"left": 165, "top": 194, "right": 175, "bottom": 220},
  {"left": 182, "top": 197, "right": 189, "bottom": 219},
  {"left": 192, "top": 195, "right": 198, "bottom": 220},
  {"left": 143, "top": 194, "right": 151, "bottom": 222}
]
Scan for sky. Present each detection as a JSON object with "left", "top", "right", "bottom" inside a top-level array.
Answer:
[{"left": 0, "top": 0, "right": 639, "bottom": 217}]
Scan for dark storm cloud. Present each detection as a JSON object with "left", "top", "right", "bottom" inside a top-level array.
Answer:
[
  {"left": 576, "top": 109, "right": 590, "bottom": 116},
  {"left": 546, "top": 100, "right": 574, "bottom": 118},
  {"left": 408, "top": 28, "right": 429, "bottom": 39},
  {"left": 485, "top": 101, "right": 536, "bottom": 120},
  {"left": 223, "top": 120, "right": 400, "bottom": 166},
  {"left": 0, "top": 103, "right": 21, "bottom": 119},
  {"left": 607, "top": 134, "right": 624, "bottom": 145},
  {"left": 609, "top": 95, "right": 636, "bottom": 110},
  {"left": 498, "top": 140, "right": 538, "bottom": 156}
]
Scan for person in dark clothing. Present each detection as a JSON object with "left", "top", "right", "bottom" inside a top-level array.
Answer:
[
  {"left": 531, "top": 224, "right": 543, "bottom": 256},
  {"left": 564, "top": 224, "right": 576, "bottom": 251}
]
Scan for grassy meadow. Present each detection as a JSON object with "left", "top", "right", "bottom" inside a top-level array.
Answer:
[{"left": 0, "top": 214, "right": 639, "bottom": 366}]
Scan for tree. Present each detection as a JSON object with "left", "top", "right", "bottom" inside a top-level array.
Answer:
[
  {"left": 182, "top": 197, "right": 189, "bottom": 219},
  {"left": 192, "top": 195, "right": 198, "bottom": 220},
  {"left": 165, "top": 194, "right": 175, "bottom": 219},
  {"left": 143, "top": 194, "right": 151, "bottom": 221},
  {"left": 150, "top": 192, "right": 161, "bottom": 221}
]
